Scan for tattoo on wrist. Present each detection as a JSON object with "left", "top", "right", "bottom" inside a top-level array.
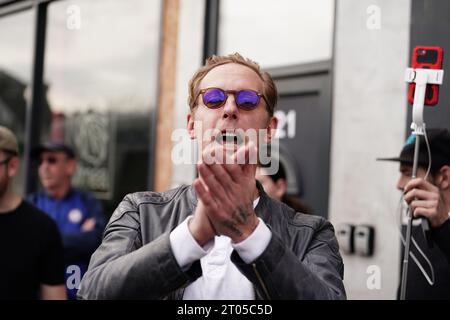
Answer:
[
  {"left": 235, "top": 204, "right": 253, "bottom": 225},
  {"left": 222, "top": 220, "right": 243, "bottom": 237}
]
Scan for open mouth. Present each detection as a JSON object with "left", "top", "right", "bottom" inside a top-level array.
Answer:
[{"left": 216, "top": 130, "right": 244, "bottom": 146}]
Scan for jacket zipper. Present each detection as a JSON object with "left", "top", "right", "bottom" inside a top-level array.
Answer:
[{"left": 252, "top": 263, "right": 271, "bottom": 300}]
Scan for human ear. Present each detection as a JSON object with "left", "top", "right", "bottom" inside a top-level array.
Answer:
[
  {"left": 437, "top": 166, "right": 450, "bottom": 190},
  {"left": 187, "top": 113, "right": 196, "bottom": 139},
  {"left": 7, "top": 156, "right": 19, "bottom": 178},
  {"left": 66, "top": 159, "right": 77, "bottom": 177},
  {"left": 275, "top": 178, "right": 287, "bottom": 199},
  {"left": 265, "top": 116, "right": 278, "bottom": 143}
]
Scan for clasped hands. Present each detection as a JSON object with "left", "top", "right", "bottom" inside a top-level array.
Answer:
[{"left": 189, "top": 142, "right": 260, "bottom": 246}]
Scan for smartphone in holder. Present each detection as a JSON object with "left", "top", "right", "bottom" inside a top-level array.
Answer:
[{"left": 407, "top": 46, "right": 444, "bottom": 106}]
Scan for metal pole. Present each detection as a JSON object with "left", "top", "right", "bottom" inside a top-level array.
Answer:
[
  {"left": 400, "top": 134, "right": 421, "bottom": 300},
  {"left": 23, "top": 1, "right": 48, "bottom": 195},
  {"left": 203, "top": 0, "right": 220, "bottom": 61}
]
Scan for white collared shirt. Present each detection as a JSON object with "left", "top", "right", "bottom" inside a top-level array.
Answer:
[{"left": 169, "top": 198, "right": 272, "bottom": 299}]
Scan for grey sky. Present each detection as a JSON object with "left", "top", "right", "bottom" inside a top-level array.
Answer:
[
  {"left": 219, "top": 0, "right": 334, "bottom": 68},
  {"left": 0, "top": 0, "right": 161, "bottom": 114}
]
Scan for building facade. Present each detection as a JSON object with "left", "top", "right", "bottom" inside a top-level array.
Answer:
[{"left": 1, "top": 0, "right": 449, "bottom": 299}]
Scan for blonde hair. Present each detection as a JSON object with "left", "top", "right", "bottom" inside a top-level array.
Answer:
[{"left": 188, "top": 53, "right": 277, "bottom": 116}]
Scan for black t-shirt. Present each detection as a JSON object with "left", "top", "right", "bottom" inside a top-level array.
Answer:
[
  {"left": 399, "top": 221, "right": 450, "bottom": 300},
  {"left": 432, "top": 219, "right": 450, "bottom": 264},
  {"left": 0, "top": 200, "right": 65, "bottom": 300}
]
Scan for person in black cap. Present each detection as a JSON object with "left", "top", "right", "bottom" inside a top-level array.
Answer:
[
  {"left": 379, "top": 128, "right": 450, "bottom": 299},
  {"left": 0, "top": 126, "right": 66, "bottom": 300},
  {"left": 256, "top": 161, "right": 312, "bottom": 214},
  {"left": 27, "top": 141, "right": 105, "bottom": 300}
]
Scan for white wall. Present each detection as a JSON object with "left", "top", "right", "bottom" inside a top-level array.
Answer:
[
  {"left": 329, "top": 0, "right": 411, "bottom": 299},
  {"left": 171, "top": 0, "right": 205, "bottom": 187}
]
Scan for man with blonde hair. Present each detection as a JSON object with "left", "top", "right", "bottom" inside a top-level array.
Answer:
[{"left": 79, "top": 53, "right": 345, "bottom": 300}]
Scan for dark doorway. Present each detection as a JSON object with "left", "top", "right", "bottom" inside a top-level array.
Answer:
[{"left": 267, "top": 61, "right": 333, "bottom": 218}]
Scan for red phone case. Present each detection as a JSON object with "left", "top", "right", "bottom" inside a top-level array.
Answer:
[{"left": 407, "top": 46, "right": 444, "bottom": 106}]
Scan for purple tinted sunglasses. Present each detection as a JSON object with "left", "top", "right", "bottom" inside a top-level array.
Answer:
[{"left": 196, "top": 87, "right": 270, "bottom": 111}]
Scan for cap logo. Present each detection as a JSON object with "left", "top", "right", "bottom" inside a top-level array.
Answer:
[{"left": 405, "top": 134, "right": 416, "bottom": 147}]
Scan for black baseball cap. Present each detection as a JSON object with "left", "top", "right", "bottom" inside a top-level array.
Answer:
[
  {"left": 378, "top": 128, "right": 450, "bottom": 172},
  {"left": 32, "top": 141, "right": 76, "bottom": 159}
]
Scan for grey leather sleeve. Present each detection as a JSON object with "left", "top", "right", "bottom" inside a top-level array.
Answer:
[
  {"left": 77, "top": 199, "right": 199, "bottom": 300},
  {"left": 231, "top": 220, "right": 346, "bottom": 300}
]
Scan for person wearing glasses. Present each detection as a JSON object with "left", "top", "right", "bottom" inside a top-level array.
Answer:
[
  {"left": 78, "top": 53, "right": 345, "bottom": 300},
  {"left": 27, "top": 142, "right": 105, "bottom": 300},
  {"left": 0, "top": 126, "right": 66, "bottom": 300}
]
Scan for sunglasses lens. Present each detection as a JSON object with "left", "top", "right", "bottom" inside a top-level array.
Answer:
[
  {"left": 236, "top": 90, "right": 259, "bottom": 110},
  {"left": 203, "top": 88, "right": 226, "bottom": 109},
  {"left": 39, "top": 157, "right": 58, "bottom": 165},
  {"left": 0, "top": 157, "right": 11, "bottom": 166}
]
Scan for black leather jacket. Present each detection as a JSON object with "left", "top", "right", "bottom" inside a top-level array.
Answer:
[{"left": 78, "top": 183, "right": 346, "bottom": 300}]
